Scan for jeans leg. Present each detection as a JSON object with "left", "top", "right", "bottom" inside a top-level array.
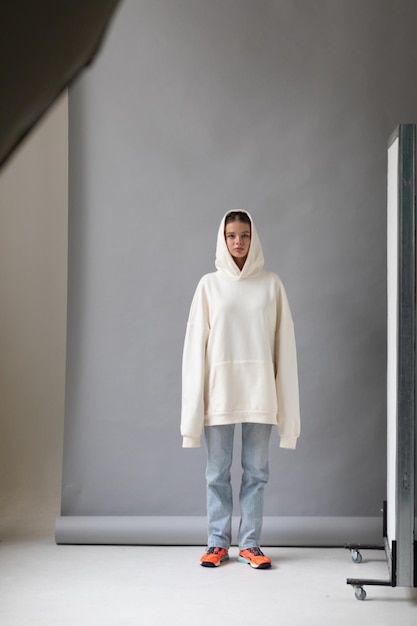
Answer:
[
  {"left": 238, "top": 423, "right": 272, "bottom": 549},
  {"left": 204, "top": 424, "right": 235, "bottom": 549}
]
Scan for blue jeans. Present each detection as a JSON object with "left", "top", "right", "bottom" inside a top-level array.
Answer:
[{"left": 204, "top": 423, "right": 272, "bottom": 550}]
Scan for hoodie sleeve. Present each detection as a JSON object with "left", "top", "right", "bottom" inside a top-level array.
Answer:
[
  {"left": 181, "top": 279, "right": 210, "bottom": 448},
  {"left": 275, "top": 281, "right": 300, "bottom": 450}
]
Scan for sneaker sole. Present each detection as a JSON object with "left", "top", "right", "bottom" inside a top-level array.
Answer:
[{"left": 237, "top": 556, "right": 271, "bottom": 569}]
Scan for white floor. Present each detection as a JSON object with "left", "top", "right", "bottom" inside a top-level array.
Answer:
[{"left": 1, "top": 518, "right": 417, "bottom": 626}]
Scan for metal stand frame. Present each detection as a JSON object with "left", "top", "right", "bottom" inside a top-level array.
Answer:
[{"left": 345, "top": 501, "right": 397, "bottom": 600}]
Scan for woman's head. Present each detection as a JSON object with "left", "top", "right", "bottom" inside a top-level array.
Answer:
[{"left": 224, "top": 211, "right": 252, "bottom": 270}]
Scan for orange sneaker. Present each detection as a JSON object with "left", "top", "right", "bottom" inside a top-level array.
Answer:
[
  {"left": 238, "top": 547, "right": 271, "bottom": 569},
  {"left": 200, "top": 546, "right": 229, "bottom": 567}
]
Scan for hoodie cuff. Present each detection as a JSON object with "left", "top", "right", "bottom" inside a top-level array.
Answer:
[
  {"left": 280, "top": 436, "right": 297, "bottom": 450},
  {"left": 182, "top": 436, "right": 201, "bottom": 448}
]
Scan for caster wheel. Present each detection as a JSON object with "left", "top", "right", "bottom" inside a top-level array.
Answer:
[
  {"left": 354, "top": 586, "right": 367, "bottom": 601},
  {"left": 351, "top": 550, "right": 363, "bottom": 564}
]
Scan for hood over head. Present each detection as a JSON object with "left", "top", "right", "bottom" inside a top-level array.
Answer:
[{"left": 215, "top": 210, "right": 264, "bottom": 280}]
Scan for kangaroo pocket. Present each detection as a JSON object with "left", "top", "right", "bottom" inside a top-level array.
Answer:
[{"left": 205, "top": 360, "right": 277, "bottom": 415}]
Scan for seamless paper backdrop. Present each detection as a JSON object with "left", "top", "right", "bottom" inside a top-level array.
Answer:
[{"left": 58, "top": 0, "right": 417, "bottom": 543}]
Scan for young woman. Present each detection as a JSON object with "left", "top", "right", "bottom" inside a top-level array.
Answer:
[{"left": 181, "top": 210, "right": 300, "bottom": 569}]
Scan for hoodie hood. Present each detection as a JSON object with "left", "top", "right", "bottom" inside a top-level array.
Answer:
[{"left": 215, "top": 210, "right": 264, "bottom": 280}]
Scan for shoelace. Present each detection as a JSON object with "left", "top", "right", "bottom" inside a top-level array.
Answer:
[
  {"left": 206, "top": 546, "right": 224, "bottom": 554},
  {"left": 247, "top": 547, "right": 264, "bottom": 556}
]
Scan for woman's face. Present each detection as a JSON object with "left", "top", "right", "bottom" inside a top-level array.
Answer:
[{"left": 224, "top": 220, "right": 251, "bottom": 268}]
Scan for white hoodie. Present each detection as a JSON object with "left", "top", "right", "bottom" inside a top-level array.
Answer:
[{"left": 181, "top": 211, "right": 300, "bottom": 450}]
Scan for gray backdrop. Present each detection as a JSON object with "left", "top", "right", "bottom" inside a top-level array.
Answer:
[{"left": 56, "top": 0, "right": 417, "bottom": 545}]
